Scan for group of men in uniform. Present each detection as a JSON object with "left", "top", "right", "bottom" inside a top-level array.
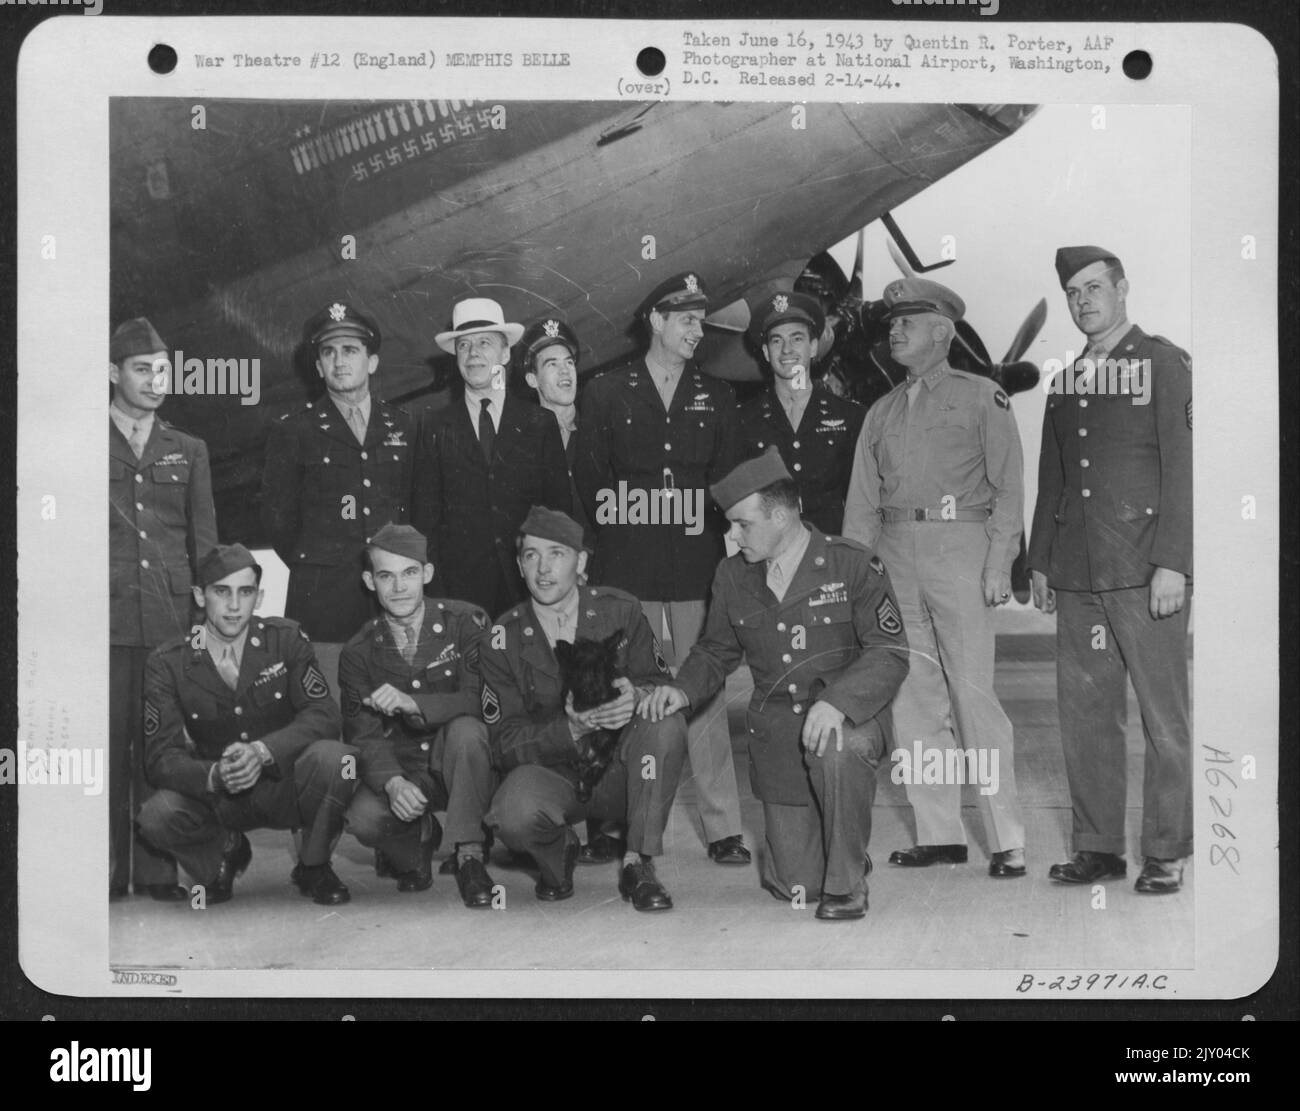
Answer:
[{"left": 107, "top": 239, "right": 1192, "bottom": 919}]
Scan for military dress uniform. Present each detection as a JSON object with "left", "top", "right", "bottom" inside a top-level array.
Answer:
[
  {"left": 109, "top": 325, "right": 219, "bottom": 894},
  {"left": 737, "top": 385, "right": 865, "bottom": 535},
  {"left": 676, "top": 474, "right": 909, "bottom": 903},
  {"left": 137, "top": 614, "right": 357, "bottom": 888},
  {"left": 1028, "top": 320, "right": 1193, "bottom": 863},
  {"left": 573, "top": 273, "right": 745, "bottom": 850},
  {"left": 340, "top": 598, "right": 494, "bottom": 873},
  {"left": 481, "top": 585, "right": 687, "bottom": 892},
  {"left": 843, "top": 281, "right": 1026, "bottom": 858},
  {"left": 262, "top": 396, "right": 418, "bottom": 642}
]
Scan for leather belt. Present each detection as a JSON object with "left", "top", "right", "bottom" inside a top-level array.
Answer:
[{"left": 880, "top": 506, "right": 991, "bottom": 523}]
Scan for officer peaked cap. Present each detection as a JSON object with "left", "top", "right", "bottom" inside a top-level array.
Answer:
[
  {"left": 881, "top": 278, "right": 965, "bottom": 322},
  {"left": 306, "top": 301, "right": 382, "bottom": 351},
  {"left": 520, "top": 318, "right": 580, "bottom": 365},
  {"left": 746, "top": 289, "right": 826, "bottom": 344},
  {"left": 639, "top": 271, "right": 710, "bottom": 318},
  {"left": 710, "top": 445, "right": 793, "bottom": 511}
]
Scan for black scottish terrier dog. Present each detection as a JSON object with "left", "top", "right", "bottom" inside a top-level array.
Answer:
[{"left": 555, "top": 631, "right": 625, "bottom": 803}]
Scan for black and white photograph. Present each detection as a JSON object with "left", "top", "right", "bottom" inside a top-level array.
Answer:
[{"left": 13, "top": 14, "right": 1280, "bottom": 1000}]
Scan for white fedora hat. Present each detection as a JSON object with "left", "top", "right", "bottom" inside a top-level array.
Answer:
[{"left": 434, "top": 297, "right": 525, "bottom": 354}]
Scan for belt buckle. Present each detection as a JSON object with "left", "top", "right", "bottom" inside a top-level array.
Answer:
[{"left": 913, "top": 508, "right": 929, "bottom": 522}]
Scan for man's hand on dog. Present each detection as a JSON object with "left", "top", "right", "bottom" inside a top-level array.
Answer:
[{"left": 566, "top": 677, "right": 635, "bottom": 739}]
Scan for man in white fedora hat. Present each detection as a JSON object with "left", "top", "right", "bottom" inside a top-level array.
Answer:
[{"left": 415, "top": 297, "right": 571, "bottom": 617}]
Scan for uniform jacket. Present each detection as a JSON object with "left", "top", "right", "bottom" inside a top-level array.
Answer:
[
  {"left": 478, "top": 586, "right": 672, "bottom": 775},
  {"left": 338, "top": 599, "right": 489, "bottom": 796},
  {"left": 413, "top": 394, "right": 571, "bottom": 615},
  {"left": 573, "top": 360, "right": 740, "bottom": 602},
  {"left": 143, "top": 616, "right": 341, "bottom": 801},
  {"left": 736, "top": 384, "right": 866, "bottom": 535},
  {"left": 1027, "top": 325, "right": 1192, "bottom": 591},
  {"left": 843, "top": 365, "right": 1024, "bottom": 575},
  {"left": 676, "top": 527, "right": 909, "bottom": 804},
  {"left": 110, "top": 417, "right": 218, "bottom": 647},
  {"left": 261, "top": 396, "right": 418, "bottom": 629}
]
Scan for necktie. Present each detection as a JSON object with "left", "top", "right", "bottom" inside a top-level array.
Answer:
[
  {"left": 906, "top": 379, "right": 923, "bottom": 410},
  {"left": 217, "top": 645, "right": 240, "bottom": 690},
  {"left": 400, "top": 625, "right": 417, "bottom": 664},
  {"left": 766, "top": 560, "right": 785, "bottom": 601},
  {"left": 478, "top": 398, "right": 495, "bottom": 465},
  {"left": 128, "top": 421, "right": 148, "bottom": 460},
  {"left": 348, "top": 405, "right": 367, "bottom": 444}
]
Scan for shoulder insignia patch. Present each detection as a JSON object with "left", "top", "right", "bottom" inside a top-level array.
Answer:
[
  {"left": 869, "top": 556, "right": 886, "bottom": 576},
  {"left": 993, "top": 389, "right": 1010, "bottom": 410},
  {"left": 875, "top": 596, "right": 903, "bottom": 636},
  {"left": 480, "top": 683, "right": 501, "bottom": 725},
  {"left": 143, "top": 700, "right": 160, "bottom": 737},
  {"left": 302, "top": 663, "right": 329, "bottom": 700},
  {"left": 342, "top": 686, "right": 362, "bottom": 718}
]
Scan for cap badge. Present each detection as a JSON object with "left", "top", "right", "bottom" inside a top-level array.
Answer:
[
  {"left": 328, "top": 303, "right": 347, "bottom": 321},
  {"left": 544, "top": 319, "right": 560, "bottom": 338},
  {"left": 773, "top": 294, "right": 789, "bottom": 313},
  {"left": 684, "top": 274, "right": 699, "bottom": 294}
]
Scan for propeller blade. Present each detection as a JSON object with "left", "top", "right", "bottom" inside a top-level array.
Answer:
[
  {"left": 1001, "top": 297, "right": 1047, "bottom": 363},
  {"left": 847, "top": 228, "right": 866, "bottom": 300},
  {"left": 994, "top": 360, "right": 1041, "bottom": 395},
  {"left": 886, "top": 238, "right": 916, "bottom": 280}
]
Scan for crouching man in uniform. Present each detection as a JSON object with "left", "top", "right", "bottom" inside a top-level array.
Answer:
[
  {"left": 482, "top": 507, "right": 688, "bottom": 911},
  {"left": 340, "top": 523, "right": 498, "bottom": 907},
  {"left": 138, "top": 544, "right": 358, "bottom": 906},
  {"left": 641, "top": 448, "right": 909, "bottom": 919}
]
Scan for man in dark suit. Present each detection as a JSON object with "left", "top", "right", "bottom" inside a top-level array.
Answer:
[
  {"left": 109, "top": 316, "right": 218, "bottom": 901},
  {"left": 414, "top": 298, "right": 571, "bottom": 617},
  {"left": 1029, "top": 245, "right": 1193, "bottom": 894},
  {"left": 572, "top": 272, "right": 749, "bottom": 867},
  {"left": 339, "top": 524, "right": 497, "bottom": 907},
  {"left": 736, "top": 290, "right": 866, "bottom": 535},
  {"left": 261, "top": 302, "right": 419, "bottom": 643},
  {"left": 138, "top": 544, "right": 357, "bottom": 906}
]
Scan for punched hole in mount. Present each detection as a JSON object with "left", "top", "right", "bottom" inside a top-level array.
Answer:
[
  {"left": 1122, "top": 50, "right": 1153, "bottom": 80},
  {"left": 148, "top": 43, "right": 178, "bottom": 75},
  {"left": 636, "top": 47, "right": 666, "bottom": 77}
]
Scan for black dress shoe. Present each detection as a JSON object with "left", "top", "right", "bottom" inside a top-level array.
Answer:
[
  {"left": 144, "top": 883, "right": 189, "bottom": 902},
  {"left": 707, "top": 834, "right": 752, "bottom": 865},
  {"left": 889, "top": 843, "right": 968, "bottom": 867},
  {"left": 208, "top": 832, "right": 252, "bottom": 905},
  {"left": 1048, "top": 851, "right": 1126, "bottom": 884},
  {"left": 396, "top": 838, "right": 436, "bottom": 893},
  {"left": 535, "top": 835, "right": 580, "bottom": 901},
  {"left": 815, "top": 889, "right": 868, "bottom": 920},
  {"left": 619, "top": 859, "right": 673, "bottom": 911},
  {"left": 293, "top": 863, "right": 351, "bottom": 906},
  {"left": 441, "top": 829, "right": 493, "bottom": 874},
  {"left": 455, "top": 856, "right": 496, "bottom": 908},
  {"left": 1134, "top": 857, "right": 1183, "bottom": 894},
  {"left": 988, "top": 849, "right": 1027, "bottom": 878},
  {"left": 578, "top": 831, "right": 626, "bottom": 865}
]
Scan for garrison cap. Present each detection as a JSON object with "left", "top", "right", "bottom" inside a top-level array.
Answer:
[
  {"left": 710, "top": 445, "right": 793, "bottom": 512},
  {"left": 305, "top": 301, "right": 382, "bottom": 351},
  {"left": 882, "top": 278, "right": 965, "bottom": 322},
  {"left": 639, "top": 271, "right": 709, "bottom": 318},
  {"left": 369, "top": 522, "right": 429, "bottom": 564},
  {"left": 747, "top": 289, "right": 826, "bottom": 344},
  {"left": 197, "top": 543, "right": 262, "bottom": 588},
  {"left": 520, "top": 317, "right": 580, "bottom": 365},
  {"left": 111, "top": 317, "right": 168, "bottom": 363},
  {"left": 519, "top": 505, "right": 586, "bottom": 553},
  {"left": 1054, "top": 245, "right": 1122, "bottom": 289}
]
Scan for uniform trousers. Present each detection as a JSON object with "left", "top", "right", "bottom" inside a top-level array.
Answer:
[
  {"left": 110, "top": 645, "right": 178, "bottom": 890},
  {"left": 486, "top": 713, "right": 687, "bottom": 888},
  {"left": 877, "top": 521, "right": 1024, "bottom": 852},
  {"left": 751, "top": 707, "right": 883, "bottom": 901},
  {"left": 137, "top": 740, "right": 359, "bottom": 886},
  {"left": 641, "top": 600, "right": 743, "bottom": 842},
  {"left": 1056, "top": 586, "right": 1192, "bottom": 860},
  {"left": 344, "top": 716, "right": 496, "bottom": 872}
]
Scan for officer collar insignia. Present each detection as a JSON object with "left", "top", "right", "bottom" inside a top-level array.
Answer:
[
  {"left": 328, "top": 302, "right": 347, "bottom": 321},
  {"left": 773, "top": 294, "right": 788, "bottom": 313},
  {"left": 684, "top": 274, "right": 699, "bottom": 294},
  {"left": 544, "top": 319, "right": 560, "bottom": 338}
]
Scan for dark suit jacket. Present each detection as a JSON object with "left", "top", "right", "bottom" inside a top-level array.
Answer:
[
  {"left": 110, "top": 417, "right": 218, "bottom": 647},
  {"left": 413, "top": 394, "right": 571, "bottom": 616},
  {"left": 1027, "top": 325, "right": 1192, "bottom": 591}
]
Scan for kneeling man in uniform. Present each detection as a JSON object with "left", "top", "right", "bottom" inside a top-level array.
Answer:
[
  {"left": 138, "top": 544, "right": 358, "bottom": 906},
  {"left": 340, "top": 523, "right": 498, "bottom": 907},
  {"left": 482, "top": 507, "right": 688, "bottom": 911},
  {"left": 641, "top": 448, "right": 909, "bottom": 919}
]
